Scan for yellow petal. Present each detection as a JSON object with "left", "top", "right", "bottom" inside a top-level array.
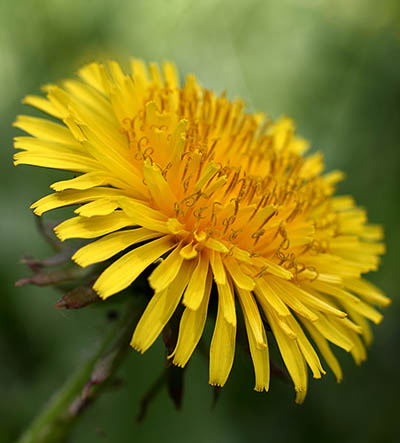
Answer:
[
  {"left": 237, "top": 287, "right": 270, "bottom": 392},
  {"left": 347, "top": 310, "right": 373, "bottom": 346},
  {"left": 231, "top": 247, "right": 252, "bottom": 264},
  {"left": 131, "top": 258, "right": 196, "bottom": 353},
  {"left": 344, "top": 278, "right": 391, "bottom": 307},
  {"left": 236, "top": 286, "right": 266, "bottom": 349},
  {"left": 204, "top": 238, "right": 229, "bottom": 254},
  {"left": 54, "top": 212, "right": 132, "bottom": 241},
  {"left": 341, "top": 297, "right": 383, "bottom": 325},
  {"left": 94, "top": 235, "right": 176, "bottom": 299},
  {"left": 63, "top": 79, "right": 114, "bottom": 120},
  {"left": 276, "top": 318, "right": 297, "bottom": 340},
  {"left": 347, "top": 330, "right": 367, "bottom": 365},
  {"left": 251, "top": 256, "right": 293, "bottom": 280},
  {"left": 50, "top": 85, "right": 127, "bottom": 155},
  {"left": 79, "top": 128, "right": 145, "bottom": 196},
  {"left": 167, "top": 218, "right": 187, "bottom": 235},
  {"left": 268, "top": 279, "right": 318, "bottom": 322},
  {"left": 225, "top": 258, "right": 255, "bottom": 291},
  {"left": 118, "top": 197, "right": 170, "bottom": 233},
  {"left": 180, "top": 241, "right": 198, "bottom": 259},
  {"left": 209, "top": 250, "right": 226, "bottom": 285},
  {"left": 331, "top": 195, "right": 355, "bottom": 210},
  {"left": 312, "top": 313, "right": 354, "bottom": 352},
  {"left": 63, "top": 116, "right": 86, "bottom": 142},
  {"left": 43, "top": 85, "right": 70, "bottom": 119},
  {"left": 360, "top": 224, "right": 384, "bottom": 241},
  {"left": 209, "top": 293, "right": 236, "bottom": 387},
  {"left": 171, "top": 270, "right": 212, "bottom": 367},
  {"left": 182, "top": 252, "right": 209, "bottom": 310},
  {"left": 335, "top": 317, "right": 363, "bottom": 335},
  {"left": 72, "top": 228, "right": 160, "bottom": 267},
  {"left": 286, "top": 316, "right": 325, "bottom": 379},
  {"left": 149, "top": 63, "right": 163, "bottom": 88},
  {"left": 302, "top": 319, "right": 342, "bottom": 382},
  {"left": 162, "top": 61, "right": 180, "bottom": 89},
  {"left": 168, "top": 119, "right": 186, "bottom": 162},
  {"left": 143, "top": 159, "right": 176, "bottom": 216},
  {"left": 193, "top": 161, "right": 219, "bottom": 193},
  {"left": 78, "top": 62, "right": 109, "bottom": 94},
  {"left": 311, "top": 281, "right": 361, "bottom": 304},
  {"left": 51, "top": 172, "right": 115, "bottom": 192},
  {"left": 14, "top": 139, "right": 98, "bottom": 172},
  {"left": 22, "top": 95, "right": 63, "bottom": 118},
  {"left": 108, "top": 60, "right": 126, "bottom": 86},
  {"left": 31, "top": 188, "right": 124, "bottom": 216},
  {"left": 284, "top": 281, "right": 346, "bottom": 318},
  {"left": 13, "top": 115, "right": 78, "bottom": 145},
  {"left": 265, "top": 309, "right": 308, "bottom": 403},
  {"left": 75, "top": 198, "right": 119, "bottom": 217},
  {"left": 145, "top": 100, "right": 170, "bottom": 128},
  {"left": 254, "top": 278, "right": 291, "bottom": 317},
  {"left": 216, "top": 279, "right": 236, "bottom": 327},
  {"left": 130, "top": 59, "right": 150, "bottom": 87},
  {"left": 148, "top": 243, "right": 185, "bottom": 292}
]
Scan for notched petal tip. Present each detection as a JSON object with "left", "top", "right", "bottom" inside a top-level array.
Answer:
[
  {"left": 171, "top": 358, "right": 186, "bottom": 369},
  {"left": 253, "top": 384, "right": 269, "bottom": 393},
  {"left": 129, "top": 340, "right": 146, "bottom": 354},
  {"left": 209, "top": 380, "right": 225, "bottom": 388},
  {"left": 295, "top": 390, "right": 307, "bottom": 405},
  {"left": 71, "top": 254, "right": 84, "bottom": 268},
  {"left": 53, "top": 226, "right": 66, "bottom": 242}
]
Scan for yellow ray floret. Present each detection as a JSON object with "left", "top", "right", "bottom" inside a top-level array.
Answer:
[{"left": 14, "top": 59, "right": 389, "bottom": 403}]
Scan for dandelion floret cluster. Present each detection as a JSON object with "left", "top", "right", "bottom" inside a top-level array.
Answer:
[{"left": 14, "top": 60, "right": 389, "bottom": 403}]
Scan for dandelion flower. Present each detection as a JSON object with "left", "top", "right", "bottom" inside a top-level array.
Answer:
[{"left": 14, "top": 60, "right": 390, "bottom": 403}]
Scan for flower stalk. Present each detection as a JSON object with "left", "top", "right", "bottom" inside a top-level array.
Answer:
[{"left": 18, "top": 298, "right": 142, "bottom": 443}]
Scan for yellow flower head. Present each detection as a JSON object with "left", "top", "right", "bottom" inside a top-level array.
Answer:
[{"left": 14, "top": 60, "right": 389, "bottom": 403}]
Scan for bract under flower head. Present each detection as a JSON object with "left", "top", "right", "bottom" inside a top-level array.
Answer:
[{"left": 14, "top": 60, "right": 389, "bottom": 403}]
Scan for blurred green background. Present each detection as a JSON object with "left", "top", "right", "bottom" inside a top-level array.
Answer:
[{"left": 1, "top": 0, "right": 400, "bottom": 442}]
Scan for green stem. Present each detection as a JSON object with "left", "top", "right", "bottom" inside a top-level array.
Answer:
[{"left": 18, "top": 299, "right": 142, "bottom": 443}]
